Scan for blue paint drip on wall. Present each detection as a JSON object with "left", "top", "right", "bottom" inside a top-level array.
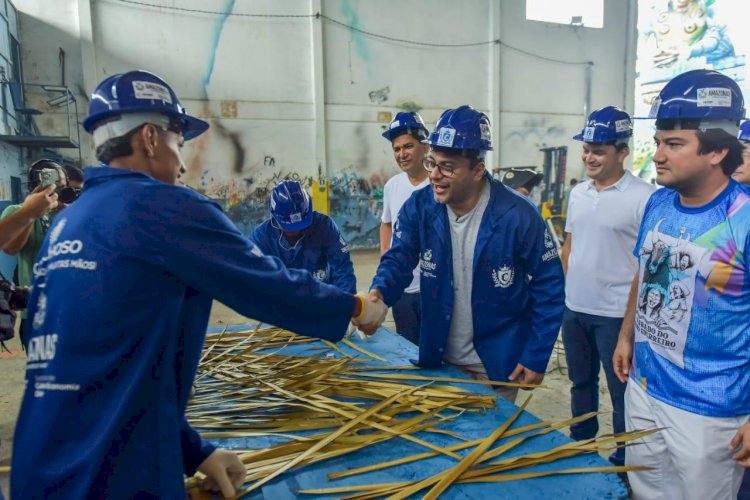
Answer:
[
  {"left": 202, "top": 0, "right": 236, "bottom": 99},
  {"left": 340, "top": 0, "right": 370, "bottom": 63}
]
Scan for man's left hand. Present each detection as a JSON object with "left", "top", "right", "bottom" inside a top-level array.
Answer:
[
  {"left": 729, "top": 422, "right": 750, "bottom": 468},
  {"left": 197, "top": 449, "right": 245, "bottom": 498},
  {"left": 508, "top": 363, "right": 544, "bottom": 388}
]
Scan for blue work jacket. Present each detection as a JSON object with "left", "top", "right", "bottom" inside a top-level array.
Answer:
[
  {"left": 250, "top": 212, "right": 356, "bottom": 294},
  {"left": 11, "top": 166, "right": 355, "bottom": 499},
  {"left": 371, "top": 177, "right": 564, "bottom": 382}
]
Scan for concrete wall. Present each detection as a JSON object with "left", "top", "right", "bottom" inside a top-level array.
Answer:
[{"left": 14, "top": 0, "right": 636, "bottom": 246}]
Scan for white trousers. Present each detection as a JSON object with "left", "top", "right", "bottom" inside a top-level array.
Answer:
[{"left": 625, "top": 381, "right": 748, "bottom": 500}]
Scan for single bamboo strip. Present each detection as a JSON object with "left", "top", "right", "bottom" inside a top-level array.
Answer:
[
  {"left": 340, "top": 338, "right": 387, "bottom": 362},
  {"left": 350, "top": 371, "right": 542, "bottom": 389}
]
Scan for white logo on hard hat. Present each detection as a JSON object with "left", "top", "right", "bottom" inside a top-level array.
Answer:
[
  {"left": 436, "top": 127, "right": 456, "bottom": 147},
  {"left": 583, "top": 127, "right": 595, "bottom": 141},
  {"left": 132, "top": 81, "right": 173, "bottom": 104},
  {"left": 615, "top": 119, "right": 631, "bottom": 133},
  {"left": 696, "top": 87, "right": 732, "bottom": 107},
  {"left": 290, "top": 213, "right": 302, "bottom": 223}
]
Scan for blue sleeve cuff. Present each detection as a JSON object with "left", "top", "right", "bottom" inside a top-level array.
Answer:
[{"left": 181, "top": 419, "right": 216, "bottom": 475}]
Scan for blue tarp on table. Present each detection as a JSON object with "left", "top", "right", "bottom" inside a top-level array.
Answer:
[{"left": 199, "top": 324, "right": 627, "bottom": 499}]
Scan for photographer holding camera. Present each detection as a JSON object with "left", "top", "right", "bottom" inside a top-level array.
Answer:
[{"left": 0, "top": 159, "right": 76, "bottom": 346}]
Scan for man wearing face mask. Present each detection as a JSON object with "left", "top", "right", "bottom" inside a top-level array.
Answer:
[
  {"left": 11, "top": 70, "right": 386, "bottom": 500},
  {"left": 0, "top": 159, "right": 75, "bottom": 345},
  {"left": 250, "top": 180, "right": 356, "bottom": 295}
]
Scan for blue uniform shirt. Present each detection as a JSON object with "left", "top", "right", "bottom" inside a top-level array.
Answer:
[
  {"left": 250, "top": 212, "right": 356, "bottom": 294},
  {"left": 371, "top": 177, "right": 565, "bottom": 382},
  {"left": 12, "top": 166, "right": 355, "bottom": 499}
]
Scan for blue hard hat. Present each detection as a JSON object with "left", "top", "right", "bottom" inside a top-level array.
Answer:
[
  {"left": 382, "top": 111, "right": 429, "bottom": 141},
  {"left": 423, "top": 105, "right": 493, "bottom": 153},
  {"left": 738, "top": 121, "right": 750, "bottom": 142},
  {"left": 573, "top": 106, "right": 632, "bottom": 143},
  {"left": 649, "top": 69, "right": 745, "bottom": 129},
  {"left": 270, "top": 180, "right": 313, "bottom": 231},
  {"left": 83, "top": 70, "right": 209, "bottom": 140}
]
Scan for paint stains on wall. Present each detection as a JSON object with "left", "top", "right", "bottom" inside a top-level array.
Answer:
[
  {"left": 212, "top": 120, "right": 246, "bottom": 174},
  {"left": 368, "top": 86, "right": 390, "bottom": 104}
]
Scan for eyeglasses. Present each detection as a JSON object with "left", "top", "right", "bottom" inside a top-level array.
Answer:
[{"left": 423, "top": 158, "right": 457, "bottom": 177}]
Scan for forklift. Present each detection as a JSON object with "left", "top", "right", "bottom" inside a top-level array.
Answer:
[{"left": 539, "top": 146, "right": 568, "bottom": 250}]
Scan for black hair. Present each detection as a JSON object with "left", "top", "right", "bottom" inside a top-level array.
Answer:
[
  {"left": 63, "top": 165, "right": 84, "bottom": 184},
  {"left": 391, "top": 127, "right": 428, "bottom": 143},
  {"left": 655, "top": 119, "right": 744, "bottom": 176},
  {"left": 95, "top": 124, "right": 146, "bottom": 164},
  {"left": 696, "top": 129, "right": 744, "bottom": 176},
  {"left": 431, "top": 146, "right": 484, "bottom": 165}
]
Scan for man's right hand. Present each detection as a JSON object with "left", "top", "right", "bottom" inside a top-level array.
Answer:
[
  {"left": 20, "top": 185, "right": 58, "bottom": 219},
  {"left": 613, "top": 335, "right": 633, "bottom": 383},
  {"left": 353, "top": 290, "right": 387, "bottom": 335}
]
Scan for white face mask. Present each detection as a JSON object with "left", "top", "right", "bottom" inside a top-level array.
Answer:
[{"left": 271, "top": 218, "right": 306, "bottom": 251}]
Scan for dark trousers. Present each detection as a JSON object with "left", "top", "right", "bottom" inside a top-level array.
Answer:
[
  {"left": 392, "top": 291, "right": 421, "bottom": 346},
  {"left": 562, "top": 307, "right": 626, "bottom": 465},
  {"left": 18, "top": 318, "right": 27, "bottom": 349},
  {"left": 740, "top": 469, "right": 750, "bottom": 500}
]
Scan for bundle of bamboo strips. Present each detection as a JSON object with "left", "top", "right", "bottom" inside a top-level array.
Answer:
[{"left": 186, "top": 326, "right": 656, "bottom": 499}]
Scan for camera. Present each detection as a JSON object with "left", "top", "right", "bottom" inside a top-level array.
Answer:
[
  {"left": 37, "top": 168, "right": 61, "bottom": 188},
  {"left": 0, "top": 280, "right": 29, "bottom": 311}
]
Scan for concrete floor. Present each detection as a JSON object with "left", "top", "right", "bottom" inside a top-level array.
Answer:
[{"left": 0, "top": 248, "right": 615, "bottom": 495}]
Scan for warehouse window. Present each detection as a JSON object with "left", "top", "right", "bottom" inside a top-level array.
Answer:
[{"left": 526, "top": 0, "right": 604, "bottom": 29}]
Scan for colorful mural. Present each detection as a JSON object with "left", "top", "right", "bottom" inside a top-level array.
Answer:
[{"left": 634, "top": 0, "right": 749, "bottom": 180}]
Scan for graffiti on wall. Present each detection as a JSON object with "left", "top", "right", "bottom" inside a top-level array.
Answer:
[
  {"left": 329, "top": 166, "right": 384, "bottom": 248},
  {"left": 190, "top": 156, "right": 385, "bottom": 248}
]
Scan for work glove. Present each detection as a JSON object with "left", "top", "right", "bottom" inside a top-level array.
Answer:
[
  {"left": 352, "top": 291, "right": 387, "bottom": 335},
  {"left": 196, "top": 448, "right": 245, "bottom": 498}
]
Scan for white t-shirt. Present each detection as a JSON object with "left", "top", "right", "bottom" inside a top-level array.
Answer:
[
  {"left": 565, "top": 170, "right": 655, "bottom": 317},
  {"left": 381, "top": 172, "right": 429, "bottom": 293}
]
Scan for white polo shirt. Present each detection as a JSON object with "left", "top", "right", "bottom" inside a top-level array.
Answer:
[
  {"left": 382, "top": 172, "right": 430, "bottom": 293},
  {"left": 565, "top": 170, "right": 655, "bottom": 317}
]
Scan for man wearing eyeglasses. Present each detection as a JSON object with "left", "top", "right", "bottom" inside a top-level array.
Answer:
[{"left": 364, "top": 105, "right": 565, "bottom": 402}]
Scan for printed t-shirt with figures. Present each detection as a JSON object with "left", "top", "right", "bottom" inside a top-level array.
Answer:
[{"left": 631, "top": 180, "right": 750, "bottom": 417}]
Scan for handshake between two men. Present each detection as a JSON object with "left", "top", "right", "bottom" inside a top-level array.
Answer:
[{"left": 351, "top": 289, "right": 388, "bottom": 336}]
